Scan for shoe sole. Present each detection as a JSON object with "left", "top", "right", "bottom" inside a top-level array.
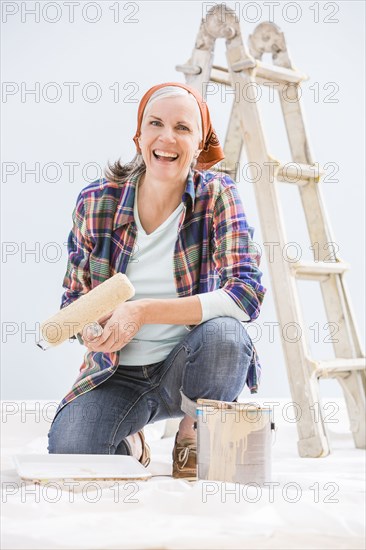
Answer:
[{"left": 173, "top": 475, "right": 197, "bottom": 481}]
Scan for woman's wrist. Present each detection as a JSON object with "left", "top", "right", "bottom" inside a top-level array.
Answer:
[{"left": 115, "top": 300, "right": 146, "bottom": 327}]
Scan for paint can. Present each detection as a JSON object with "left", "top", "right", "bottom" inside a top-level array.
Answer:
[{"left": 196, "top": 399, "right": 275, "bottom": 485}]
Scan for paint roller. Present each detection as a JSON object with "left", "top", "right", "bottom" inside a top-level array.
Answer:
[{"left": 37, "top": 273, "right": 135, "bottom": 350}]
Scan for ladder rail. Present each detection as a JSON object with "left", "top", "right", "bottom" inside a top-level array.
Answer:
[
  {"left": 176, "top": 3, "right": 365, "bottom": 457},
  {"left": 276, "top": 64, "right": 366, "bottom": 447}
]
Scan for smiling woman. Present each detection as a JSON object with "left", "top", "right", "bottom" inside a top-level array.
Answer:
[
  {"left": 135, "top": 91, "right": 203, "bottom": 226},
  {"left": 47, "top": 82, "right": 266, "bottom": 481}
]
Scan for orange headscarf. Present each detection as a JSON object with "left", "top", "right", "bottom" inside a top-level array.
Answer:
[{"left": 133, "top": 82, "right": 225, "bottom": 171}]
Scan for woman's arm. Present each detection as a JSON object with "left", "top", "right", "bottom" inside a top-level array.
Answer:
[
  {"left": 197, "top": 288, "right": 250, "bottom": 323},
  {"left": 61, "top": 192, "right": 93, "bottom": 309},
  {"left": 83, "top": 296, "right": 203, "bottom": 352},
  {"left": 210, "top": 182, "right": 266, "bottom": 320},
  {"left": 139, "top": 295, "right": 202, "bottom": 325}
]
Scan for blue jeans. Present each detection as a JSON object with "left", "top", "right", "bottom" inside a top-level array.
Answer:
[{"left": 48, "top": 317, "right": 253, "bottom": 455}]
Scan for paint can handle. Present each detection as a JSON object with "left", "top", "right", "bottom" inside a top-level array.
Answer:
[{"left": 271, "top": 421, "right": 277, "bottom": 445}]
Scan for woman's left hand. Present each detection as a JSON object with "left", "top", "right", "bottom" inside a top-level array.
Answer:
[{"left": 82, "top": 301, "right": 145, "bottom": 353}]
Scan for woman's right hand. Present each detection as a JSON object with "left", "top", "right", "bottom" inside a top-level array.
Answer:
[
  {"left": 81, "top": 313, "right": 112, "bottom": 346},
  {"left": 81, "top": 301, "right": 145, "bottom": 353}
]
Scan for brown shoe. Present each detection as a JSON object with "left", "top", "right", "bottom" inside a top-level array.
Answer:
[
  {"left": 172, "top": 432, "right": 197, "bottom": 480},
  {"left": 136, "top": 430, "right": 151, "bottom": 467}
]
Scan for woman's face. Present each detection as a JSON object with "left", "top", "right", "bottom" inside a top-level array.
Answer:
[{"left": 138, "top": 95, "right": 202, "bottom": 184}]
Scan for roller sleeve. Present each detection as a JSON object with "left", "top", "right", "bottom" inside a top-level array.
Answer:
[{"left": 39, "top": 273, "right": 135, "bottom": 348}]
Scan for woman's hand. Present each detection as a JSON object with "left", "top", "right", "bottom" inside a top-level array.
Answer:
[{"left": 81, "top": 301, "right": 145, "bottom": 353}]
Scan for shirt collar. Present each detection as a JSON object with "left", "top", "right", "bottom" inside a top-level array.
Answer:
[
  {"left": 182, "top": 169, "right": 197, "bottom": 212},
  {"left": 113, "top": 169, "right": 198, "bottom": 230}
]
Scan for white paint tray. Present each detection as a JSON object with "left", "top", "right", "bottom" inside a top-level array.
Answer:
[{"left": 13, "top": 454, "right": 152, "bottom": 482}]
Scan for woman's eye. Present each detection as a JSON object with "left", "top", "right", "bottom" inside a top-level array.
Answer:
[{"left": 149, "top": 121, "right": 190, "bottom": 131}]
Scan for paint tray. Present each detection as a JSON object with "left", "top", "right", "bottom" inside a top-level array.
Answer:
[{"left": 13, "top": 454, "right": 152, "bottom": 483}]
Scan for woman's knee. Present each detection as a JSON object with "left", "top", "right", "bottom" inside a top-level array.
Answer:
[
  {"left": 48, "top": 416, "right": 95, "bottom": 454},
  {"left": 47, "top": 402, "right": 108, "bottom": 454},
  {"left": 48, "top": 428, "right": 89, "bottom": 454},
  {"left": 199, "top": 317, "right": 252, "bottom": 360}
]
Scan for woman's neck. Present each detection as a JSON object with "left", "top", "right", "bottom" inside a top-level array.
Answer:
[{"left": 138, "top": 171, "right": 188, "bottom": 211}]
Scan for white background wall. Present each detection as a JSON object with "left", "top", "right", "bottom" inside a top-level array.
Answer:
[{"left": 1, "top": 1, "right": 365, "bottom": 401}]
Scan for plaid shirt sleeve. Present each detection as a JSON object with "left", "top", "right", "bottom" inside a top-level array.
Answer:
[
  {"left": 60, "top": 192, "right": 93, "bottom": 309},
  {"left": 211, "top": 181, "right": 266, "bottom": 320}
]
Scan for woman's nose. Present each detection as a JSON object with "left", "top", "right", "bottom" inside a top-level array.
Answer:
[{"left": 158, "top": 127, "right": 175, "bottom": 143}]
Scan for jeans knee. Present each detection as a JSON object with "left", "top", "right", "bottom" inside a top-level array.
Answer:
[
  {"left": 48, "top": 433, "right": 111, "bottom": 455},
  {"left": 48, "top": 423, "right": 86, "bottom": 454},
  {"left": 47, "top": 415, "right": 108, "bottom": 454},
  {"left": 200, "top": 317, "right": 252, "bottom": 357},
  {"left": 48, "top": 427, "right": 75, "bottom": 454}
]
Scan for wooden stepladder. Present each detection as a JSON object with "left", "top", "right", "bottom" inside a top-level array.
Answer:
[{"left": 176, "top": 4, "right": 365, "bottom": 457}]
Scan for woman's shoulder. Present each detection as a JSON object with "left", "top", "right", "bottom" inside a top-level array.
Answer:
[
  {"left": 77, "top": 177, "right": 122, "bottom": 199},
  {"left": 73, "top": 178, "right": 131, "bottom": 216}
]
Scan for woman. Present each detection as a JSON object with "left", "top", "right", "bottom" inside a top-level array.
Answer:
[{"left": 48, "top": 82, "right": 266, "bottom": 480}]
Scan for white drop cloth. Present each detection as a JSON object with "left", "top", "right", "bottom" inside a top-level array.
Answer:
[{"left": 1, "top": 399, "right": 364, "bottom": 549}]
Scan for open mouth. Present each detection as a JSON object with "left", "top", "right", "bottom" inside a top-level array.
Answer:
[{"left": 153, "top": 149, "right": 179, "bottom": 162}]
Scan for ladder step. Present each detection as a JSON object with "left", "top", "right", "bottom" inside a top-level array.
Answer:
[
  {"left": 176, "top": 63, "right": 202, "bottom": 76},
  {"left": 256, "top": 61, "right": 308, "bottom": 84},
  {"left": 210, "top": 66, "right": 231, "bottom": 85},
  {"left": 210, "top": 63, "right": 307, "bottom": 86},
  {"left": 276, "top": 162, "right": 323, "bottom": 184},
  {"left": 292, "top": 261, "right": 349, "bottom": 280},
  {"left": 231, "top": 59, "right": 257, "bottom": 72},
  {"left": 217, "top": 158, "right": 324, "bottom": 185},
  {"left": 311, "top": 358, "right": 366, "bottom": 378}
]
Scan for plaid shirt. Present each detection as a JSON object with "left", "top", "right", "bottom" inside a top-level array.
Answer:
[{"left": 56, "top": 169, "right": 266, "bottom": 416}]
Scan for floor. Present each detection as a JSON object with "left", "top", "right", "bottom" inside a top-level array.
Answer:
[{"left": 1, "top": 398, "right": 365, "bottom": 549}]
